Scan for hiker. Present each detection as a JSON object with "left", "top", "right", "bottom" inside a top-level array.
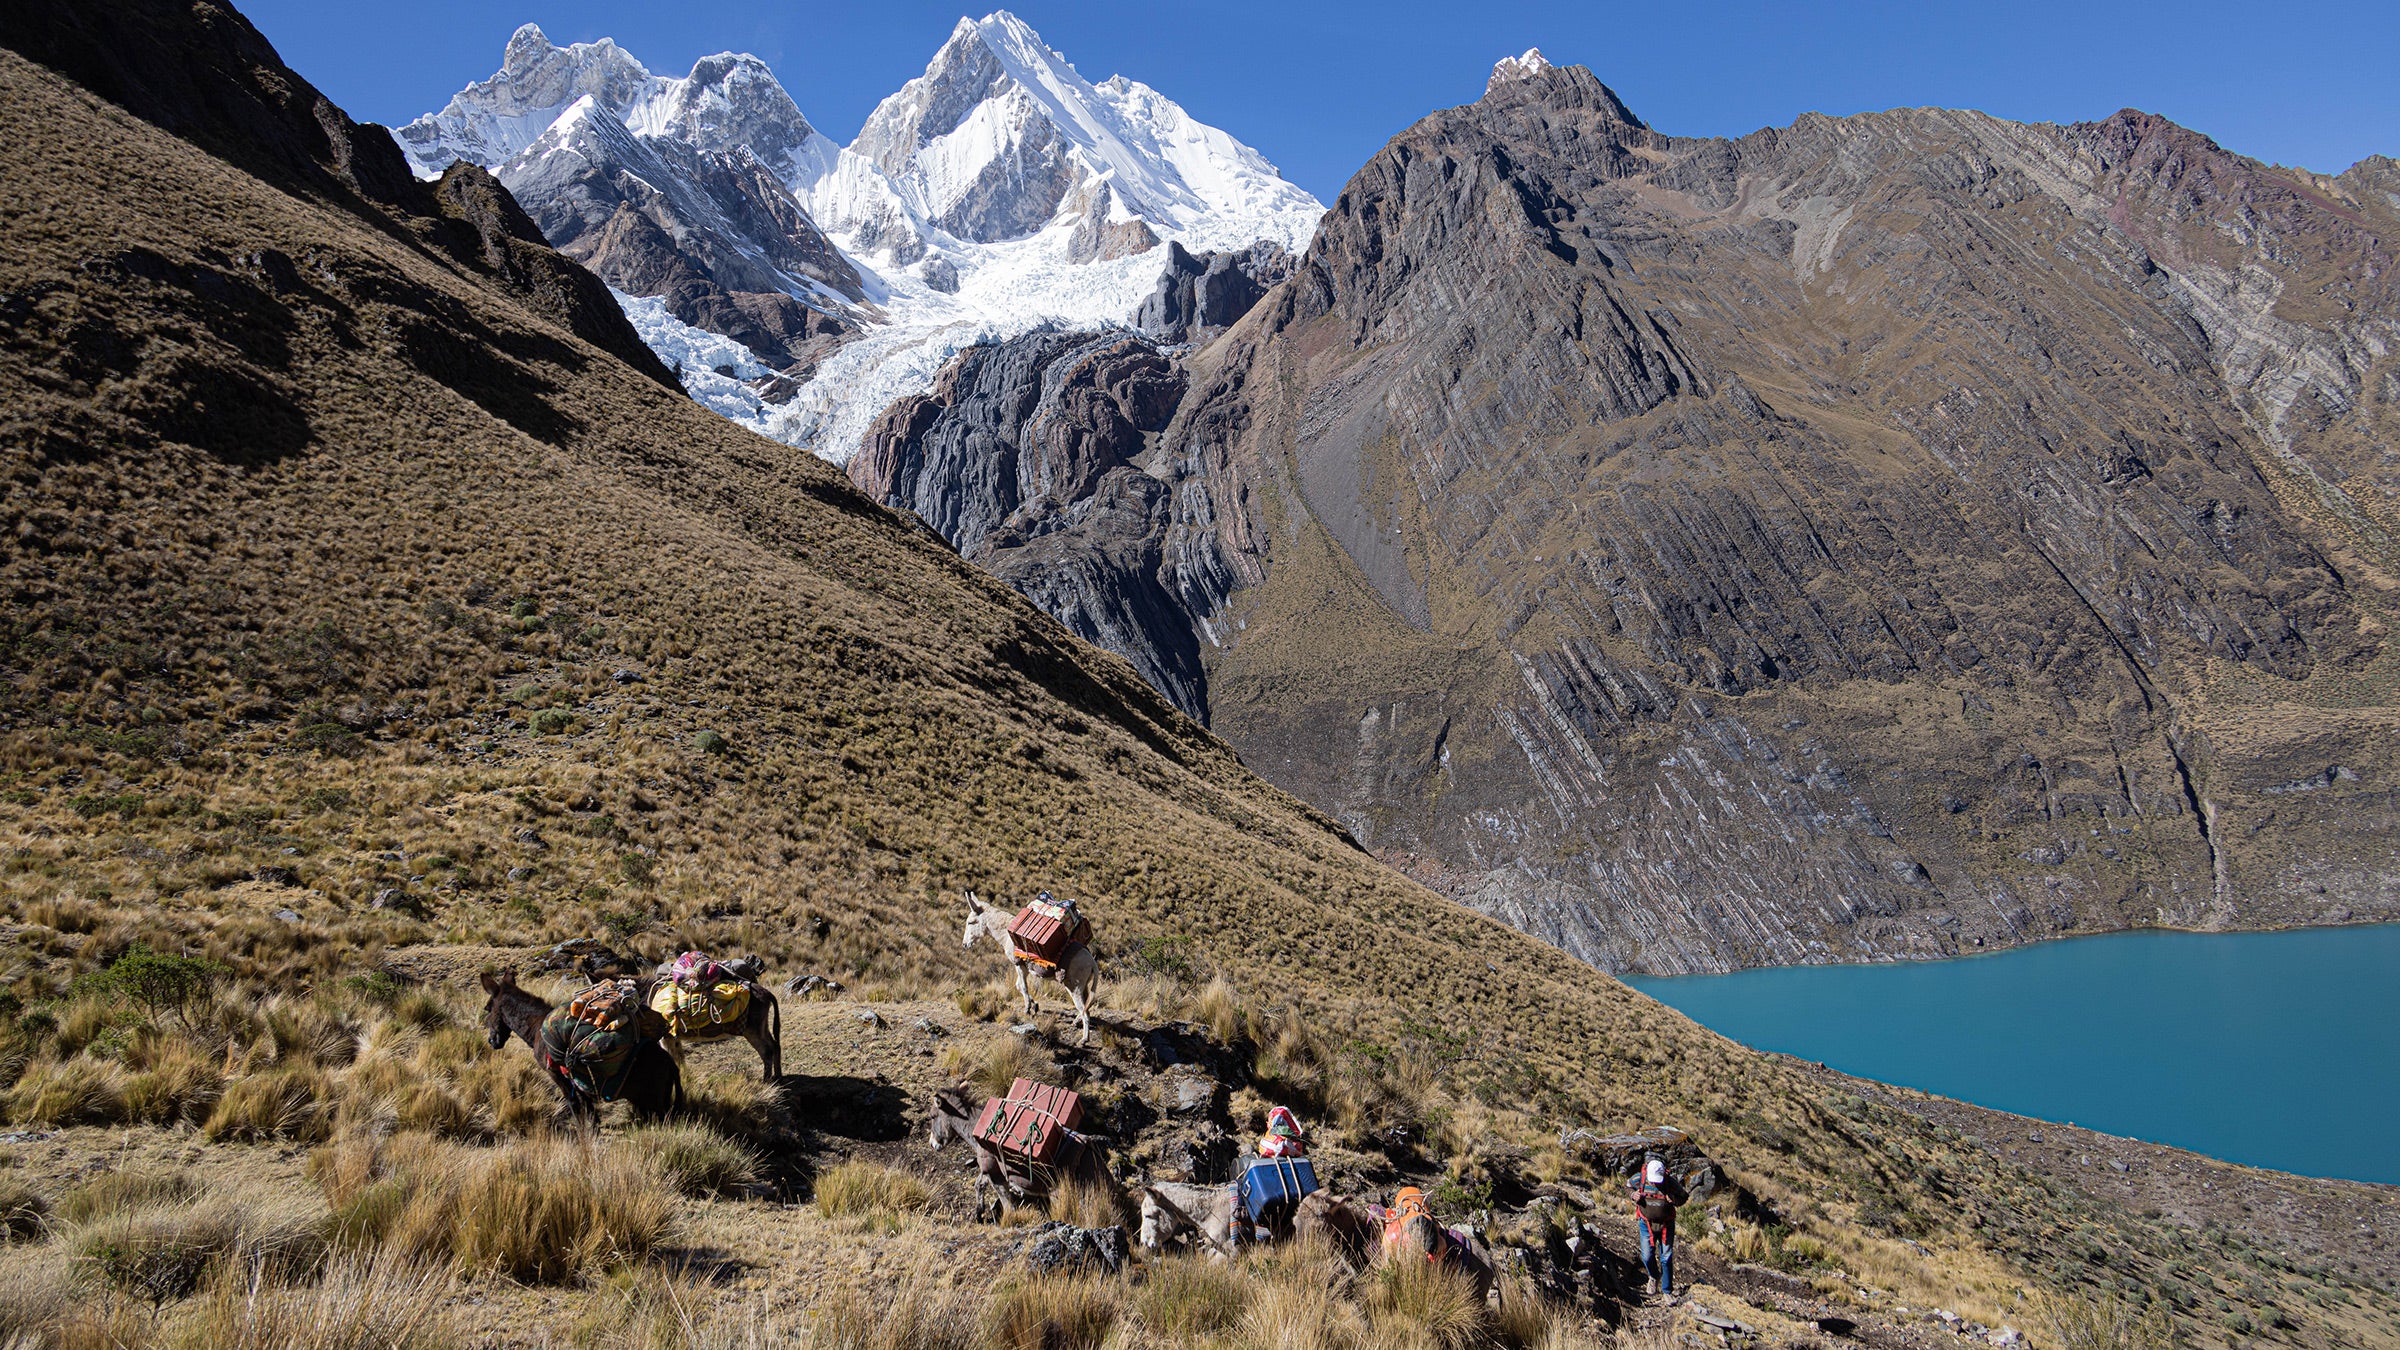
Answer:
[
  {"left": 1630, "top": 1155, "right": 1689, "bottom": 1301},
  {"left": 1257, "top": 1104, "right": 1307, "bottom": 1158}
]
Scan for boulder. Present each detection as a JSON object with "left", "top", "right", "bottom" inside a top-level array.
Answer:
[{"left": 1023, "top": 1221, "right": 1129, "bottom": 1275}]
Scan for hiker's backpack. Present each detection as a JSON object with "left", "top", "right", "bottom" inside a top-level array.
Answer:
[
  {"left": 971, "top": 1078, "right": 1084, "bottom": 1165},
  {"left": 1007, "top": 899, "right": 1093, "bottom": 967},
  {"left": 1633, "top": 1184, "right": 1677, "bottom": 1226}
]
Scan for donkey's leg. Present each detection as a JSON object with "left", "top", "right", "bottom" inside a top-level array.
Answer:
[
  {"left": 1014, "top": 961, "right": 1037, "bottom": 1016},
  {"left": 1068, "top": 977, "right": 1092, "bottom": 1046}
]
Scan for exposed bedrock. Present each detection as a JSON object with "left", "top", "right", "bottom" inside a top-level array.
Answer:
[
  {"left": 860, "top": 58, "right": 2400, "bottom": 973},
  {"left": 1137, "top": 240, "right": 1296, "bottom": 344},
  {"left": 850, "top": 331, "right": 1213, "bottom": 719}
]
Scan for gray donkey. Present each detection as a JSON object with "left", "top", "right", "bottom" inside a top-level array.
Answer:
[{"left": 962, "top": 892, "right": 1097, "bottom": 1046}]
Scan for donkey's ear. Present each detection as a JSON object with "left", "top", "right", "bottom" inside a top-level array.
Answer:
[
  {"left": 966, "top": 891, "right": 985, "bottom": 913},
  {"left": 479, "top": 970, "right": 500, "bottom": 993}
]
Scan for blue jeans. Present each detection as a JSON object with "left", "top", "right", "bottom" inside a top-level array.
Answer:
[{"left": 1637, "top": 1216, "right": 1673, "bottom": 1294}]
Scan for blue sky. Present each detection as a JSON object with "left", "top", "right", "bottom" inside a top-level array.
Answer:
[{"left": 242, "top": 0, "right": 2399, "bottom": 200}]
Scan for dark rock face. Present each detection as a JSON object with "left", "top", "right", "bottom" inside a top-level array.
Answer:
[
  {"left": 1137, "top": 241, "right": 1295, "bottom": 343},
  {"left": 1065, "top": 181, "right": 1160, "bottom": 264},
  {"left": 498, "top": 105, "right": 858, "bottom": 369},
  {"left": 850, "top": 332, "right": 1210, "bottom": 718},
  {"left": 868, "top": 56, "right": 2400, "bottom": 975}
]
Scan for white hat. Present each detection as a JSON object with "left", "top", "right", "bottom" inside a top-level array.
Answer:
[{"left": 1644, "top": 1158, "right": 1667, "bottom": 1185}]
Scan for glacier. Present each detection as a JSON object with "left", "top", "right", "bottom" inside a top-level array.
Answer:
[{"left": 397, "top": 11, "right": 1324, "bottom": 464}]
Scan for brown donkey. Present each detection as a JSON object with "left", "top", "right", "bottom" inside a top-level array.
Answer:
[
  {"left": 479, "top": 971, "right": 680, "bottom": 1129},
  {"left": 648, "top": 955, "right": 782, "bottom": 1081}
]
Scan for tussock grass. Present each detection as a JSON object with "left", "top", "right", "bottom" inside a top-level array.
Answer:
[
  {"left": 59, "top": 1170, "right": 197, "bottom": 1225},
  {"left": 812, "top": 1160, "right": 930, "bottom": 1220},
  {"left": 1127, "top": 1253, "right": 1250, "bottom": 1340},
  {"left": 0, "top": 1180, "right": 46, "bottom": 1244},
  {"left": 1045, "top": 1174, "right": 1130, "bottom": 1232},
  {"left": 806, "top": 1279, "right": 981, "bottom": 1350},
  {"left": 122, "top": 1037, "right": 226, "bottom": 1126},
  {"left": 314, "top": 1131, "right": 675, "bottom": 1284},
  {"left": 5, "top": 1056, "right": 129, "bottom": 1126},
  {"left": 1365, "top": 1256, "right": 1486, "bottom": 1350},
  {"left": 173, "top": 1252, "right": 461, "bottom": 1350},
  {"left": 70, "top": 1190, "right": 326, "bottom": 1305},
  {"left": 2041, "top": 1291, "right": 2175, "bottom": 1350},
  {"left": 681, "top": 1070, "right": 781, "bottom": 1141},
  {"left": 628, "top": 1121, "right": 760, "bottom": 1198},
  {"left": 203, "top": 1066, "right": 332, "bottom": 1143},
  {"left": 983, "top": 1273, "right": 1119, "bottom": 1350},
  {"left": 944, "top": 1033, "right": 1055, "bottom": 1102}
]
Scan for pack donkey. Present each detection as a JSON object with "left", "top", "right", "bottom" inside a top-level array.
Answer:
[
  {"left": 648, "top": 954, "right": 782, "bottom": 1081},
  {"left": 962, "top": 892, "right": 1097, "bottom": 1045},
  {"left": 480, "top": 970, "right": 680, "bottom": 1129},
  {"left": 1384, "top": 1210, "right": 1501, "bottom": 1305},
  {"left": 928, "top": 1086, "right": 1120, "bottom": 1222}
]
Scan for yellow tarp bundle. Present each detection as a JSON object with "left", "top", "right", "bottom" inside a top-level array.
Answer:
[{"left": 649, "top": 979, "right": 750, "bottom": 1036}]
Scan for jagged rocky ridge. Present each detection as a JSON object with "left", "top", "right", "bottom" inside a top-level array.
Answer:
[
  {"left": 858, "top": 51, "right": 2400, "bottom": 974},
  {"left": 398, "top": 14, "right": 1324, "bottom": 458}
]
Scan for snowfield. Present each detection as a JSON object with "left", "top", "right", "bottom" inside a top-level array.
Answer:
[{"left": 400, "top": 10, "right": 1324, "bottom": 465}]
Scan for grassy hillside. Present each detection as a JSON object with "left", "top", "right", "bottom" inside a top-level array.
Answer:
[{"left": 0, "top": 5, "right": 2388, "bottom": 1347}]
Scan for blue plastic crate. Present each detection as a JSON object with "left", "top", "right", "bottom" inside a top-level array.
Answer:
[{"left": 1239, "top": 1157, "right": 1318, "bottom": 1220}]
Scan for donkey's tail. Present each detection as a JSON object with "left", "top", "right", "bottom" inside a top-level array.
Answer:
[{"left": 766, "top": 987, "right": 782, "bottom": 1078}]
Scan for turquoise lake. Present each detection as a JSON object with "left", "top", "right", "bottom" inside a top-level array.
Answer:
[{"left": 1623, "top": 924, "right": 2400, "bottom": 1185}]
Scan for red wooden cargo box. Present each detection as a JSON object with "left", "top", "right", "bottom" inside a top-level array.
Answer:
[
  {"left": 971, "top": 1078, "right": 1084, "bottom": 1165},
  {"left": 1006, "top": 899, "right": 1093, "bottom": 966}
]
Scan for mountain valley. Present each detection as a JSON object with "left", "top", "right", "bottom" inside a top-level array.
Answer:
[{"left": 0, "top": 1, "right": 2392, "bottom": 1346}]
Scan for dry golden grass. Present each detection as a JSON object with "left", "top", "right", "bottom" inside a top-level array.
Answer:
[
  {"left": 313, "top": 1131, "right": 674, "bottom": 1284},
  {"left": 811, "top": 1160, "right": 931, "bottom": 1221},
  {"left": 629, "top": 1120, "right": 761, "bottom": 1199},
  {"left": 983, "top": 1273, "right": 1120, "bottom": 1350},
  {"left": 804, "top": 1279, "right": 982, "bottom": 1350},
  {"left": 1364, "top": 1258, "right": 1486, "bottom": 1350},
  {"left": 169, "top": 1252, "right": 460, "bottom": 1350},
  {"left": 1125, "top": 1253, "right": 1250, "bottom": 1341}
]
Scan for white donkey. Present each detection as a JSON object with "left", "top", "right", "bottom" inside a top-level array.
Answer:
[{"left": 962, "top": 891, "right": 1098, "bottom": 1045}]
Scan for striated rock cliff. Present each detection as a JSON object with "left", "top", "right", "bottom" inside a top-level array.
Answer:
[
  {"left": 863, "top": 56, "right": 2400, "bottom": 974},
  {"left": 850, "top": 331, "right": 1213, "bottom": 718}
]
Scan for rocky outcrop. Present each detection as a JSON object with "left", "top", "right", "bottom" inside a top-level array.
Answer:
[
  {"left": 871, "top": 55, "right": 2400, "bottom": 975},
  {"left": 1065, "top": 181, "right": 1160, "bottom": 264},
  {"left": 850, "top": 332, "right": 1209, "bottom": 718},
  {"left": 1136, "top": 241, "right": 1295, "bottom": 343}
]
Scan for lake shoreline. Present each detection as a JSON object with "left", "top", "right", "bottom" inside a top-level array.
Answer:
[
  {"left": 1624, "top": 923, "right": 2400, "bottom": 1187},
  {"left": 1785, "top": 1056, "right": 2400, "bottom": 1292},
  {"left": 1620, "top": 915, "right": 2400, "bottom": 981}
]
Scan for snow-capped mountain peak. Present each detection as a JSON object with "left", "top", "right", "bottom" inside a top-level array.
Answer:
[
  {"left": 396, "top": 26, "right": 837, "bottom": 192},
  {"left": 401, "top": 13, "right": 1325, "bottom": 462},
  {"left": 836, "top": 10, "right": 1317, "bottom": 251}
]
